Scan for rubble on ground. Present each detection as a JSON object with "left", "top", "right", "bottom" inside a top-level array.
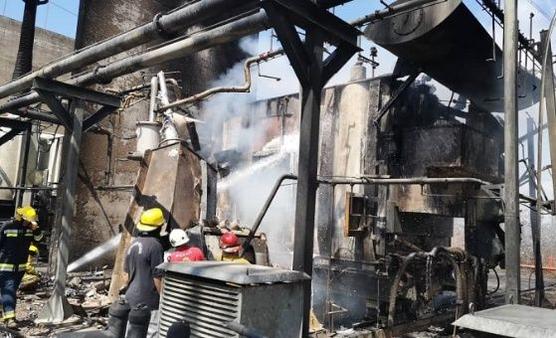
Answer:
[{"left": 15, "top": 266, "right": 112, "bottom": 337}]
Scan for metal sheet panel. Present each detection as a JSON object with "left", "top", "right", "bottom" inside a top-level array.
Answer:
[
  {"left": 159, "top": 261, "right": 309, "bottom": 285},
  {"left": 453, "top": 304, "right": 556, "bottom": 338}
]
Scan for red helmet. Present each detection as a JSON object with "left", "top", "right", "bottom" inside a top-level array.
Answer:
[{"left": 220, "top": 232, "right": 241, "bottom": 253}]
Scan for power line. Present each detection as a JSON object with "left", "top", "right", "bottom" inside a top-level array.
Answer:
[{"left": 49, "top": 0, "right": 77, "bottom": 17}]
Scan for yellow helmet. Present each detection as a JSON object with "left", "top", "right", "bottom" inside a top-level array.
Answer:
[
  {"left": 137, "top": 208, "right": 165, "bottom": 232},
  {"left": 15, "top": 206, "right": 38, "bottom": 226},
  {"left": 29, "top": 244, "right": 39, "bottom": 255}
]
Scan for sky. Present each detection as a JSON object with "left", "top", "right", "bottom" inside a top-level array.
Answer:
[{"left": 0, "top": 0, "right": 78, "bottom": 37}]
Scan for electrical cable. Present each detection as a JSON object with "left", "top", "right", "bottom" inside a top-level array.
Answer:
[{"left": 487, "top": 268, "right": 500, "bottom": 295}]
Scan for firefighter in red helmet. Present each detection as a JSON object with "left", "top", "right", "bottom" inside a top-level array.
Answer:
[{"left": 218, "top": 232, "right": 250, "bottom": 265}]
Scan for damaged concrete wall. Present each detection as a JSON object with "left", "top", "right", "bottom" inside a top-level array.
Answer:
[{"left": 72, "top": 0, "right": 245, "bottom": 265}]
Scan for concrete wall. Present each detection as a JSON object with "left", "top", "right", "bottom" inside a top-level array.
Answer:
[
  {"left": 0, "top": 15, "right": 74, "bottom": 84},
  {"left": 72, "top": 0, "right": 246, "bottom": 264}
]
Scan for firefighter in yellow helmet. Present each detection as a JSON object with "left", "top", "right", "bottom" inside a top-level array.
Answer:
[
  {"left": 0, "top": 206, "right": 40, "bottom": 328},
  {"left": 124, "top": 208, "right": 165, "bottom": 338}
]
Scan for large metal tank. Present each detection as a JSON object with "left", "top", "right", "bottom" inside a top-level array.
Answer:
[{"left": 365, "top": 0, "right": 538, "bottom": 112}]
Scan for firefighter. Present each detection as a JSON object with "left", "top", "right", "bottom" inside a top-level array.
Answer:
[
  {"left": 124, "top": 208, "right": 165, "bottom": 338},
  {"left": 167, "top": 229, "right": 205, "bottom": 263},
  {"left": 218, "top": 232, "right": 250, "bottom": 265},
  {"left": 0, "top": 206, "right": 40, "bottom": 328}
]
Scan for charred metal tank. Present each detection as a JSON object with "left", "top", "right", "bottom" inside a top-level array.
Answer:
[{"left": 365, "top": 0, "right": 538, "bottom": 112}]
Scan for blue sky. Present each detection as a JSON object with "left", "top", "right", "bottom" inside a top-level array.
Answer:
[{"left": 0, "top": 0, "right": 78, "bottom": 37}]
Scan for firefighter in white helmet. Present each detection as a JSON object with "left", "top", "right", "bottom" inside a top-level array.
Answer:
[{"left": 167, "top": 229, "right": 205, "bottom": 262}]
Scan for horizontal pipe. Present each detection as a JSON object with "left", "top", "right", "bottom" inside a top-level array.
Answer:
[
  {"left": 318, "top": 177, "right": 491, "bottom": 186},
  {"left": 0, "top": 0, "right": 260, "bottom": 99},
  {"left": 0, "top": 0, "right": 345, "bottom": 102},
  {"left": 0, "top": 186, "right": 57, "bottom": 191},
  {"left": 0, "top": 12, "right": 270, "bottom": 114},
  {"left": 521, "top": 264, "right": 556, "bottom": 271}
]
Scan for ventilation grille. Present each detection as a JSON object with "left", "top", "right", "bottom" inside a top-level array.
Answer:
[{"left": 159, "top": 273, "right": 241, "bottom": 338}]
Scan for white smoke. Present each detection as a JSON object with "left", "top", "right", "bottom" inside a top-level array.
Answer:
[{"left": 195, "top": 37, "right": 300, "bottom": 268}]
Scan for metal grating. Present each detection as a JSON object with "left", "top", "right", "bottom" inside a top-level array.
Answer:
[{"left": 159, "top": 272, "right": 241, "bottom": 338}]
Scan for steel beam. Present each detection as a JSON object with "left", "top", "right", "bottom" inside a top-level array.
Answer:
[
  {"left": 293, "top": 27, "right": 325, "bottom": 337},
  {"left": 270, "top": 0, "right": 361, "bottom": 46},
  {"left": 37, "top": 102, "right": 83, "bottom": 323},
  {"left": 82, "top": 106, "right": 117, "bottom": 132},
  {"left": 262, "top": 3, "right": 310, "bottom": 86},
  {"left": 11, "top": 109, "right": 60, "bottom": 124},
  {"left": 503, "top": 0, "right": 520, "bottom": 304},
  {"left": 35, "top": 89, "right": 72, "bottom": 129},
  {"left": 33, "top": 78, "right": 121, "bottom": 108},
  {"left": 0, "top": 129, "right": 21, "bottom": 147},
  {"left": 262, "top": 2, "right": 358, "bottom": 335},
  {"left": 0, "top": 118, "right": 30, "bottom": 130}
]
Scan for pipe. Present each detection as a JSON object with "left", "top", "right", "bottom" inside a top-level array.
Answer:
[
  {"left": 157, "top": 71, "right": 179, "bottom": 143},
  {"left": 160, "top": 49, "right": 284, "bottom": 111},
  {"left": 148, "top": 76, "right": 159, "bottom": 122},
  {"left": 317, "top": 177, "right": 491, "bottom": 186},
  {"left": 503, "top": 0, "right": 520, "bottom": 304},
  {"left": 387, "top": 247, "right": 466, "bottom": 327},
  {"left": 243, "top": 174, "right": 298, "bottom": 249},
  {"left": 0, "top": 0, "right": 261, "bottom": 99},
  {"left": 0, "top": 0, "right": 344, "bottom": 100},
  {"left": 0, "top": 11, "right": 270, "bottom": 114}
]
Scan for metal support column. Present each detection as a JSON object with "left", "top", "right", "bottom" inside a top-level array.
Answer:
[
  {"left": 503, "top": 0, "right": 520, "bottom": 304},
  {"left": 293, "top": 27, "right": 325, "bottom": 337},
  {"left": 37, "top": 102, "right": 83, "bottom": 322},
  {"left": 262, "top": 1, "right": 359, "bottom": 335}
]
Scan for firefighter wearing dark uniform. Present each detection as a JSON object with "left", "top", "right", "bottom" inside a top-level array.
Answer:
[{"left": 0, "top": 206, "right": 39, "bottom": 329}]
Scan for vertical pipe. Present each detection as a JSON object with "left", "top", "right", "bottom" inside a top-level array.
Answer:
[
  {"left": 503, "top": 0, "right": 520, "bottom": 304},
  {"left": 292, "top": 27, "right": 324, "bottom": 336},
  {"left": 157, "top": 71, "right": 179, "bottom": 142},
  {"left": 529, "top": 117, "right": 545, "bottom": 306},
  {"left": 149, "top": 76, "right": 159, "bottom": 122},
  {"left": 15, "top": 126, "right": 31, "bottom": 207}
]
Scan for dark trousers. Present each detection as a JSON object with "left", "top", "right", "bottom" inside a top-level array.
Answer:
[{"left": 0, "top": 271, "right": 25, "bottom": 320}]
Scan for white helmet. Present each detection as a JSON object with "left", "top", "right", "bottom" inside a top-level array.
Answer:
[{"left": 169, "top": 228, "right": 190, "bottom": 247}]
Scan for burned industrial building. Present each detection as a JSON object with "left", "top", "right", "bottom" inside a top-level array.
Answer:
[{"left": 0, "top": 0, "right": 555, "bottom": 337}]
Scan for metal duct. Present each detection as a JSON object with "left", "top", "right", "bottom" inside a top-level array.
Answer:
[{"left": 365, "top": 0, "right": 539, "bottom": 112}]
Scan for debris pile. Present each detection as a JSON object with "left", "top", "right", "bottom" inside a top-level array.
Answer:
[{"left": 15, "top": 267, "right": 113, "bottom": 337}]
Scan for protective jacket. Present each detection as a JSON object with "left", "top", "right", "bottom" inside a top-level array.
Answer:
[{"left": 0, "top": 219, "right": 36, "bottom": 272}]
